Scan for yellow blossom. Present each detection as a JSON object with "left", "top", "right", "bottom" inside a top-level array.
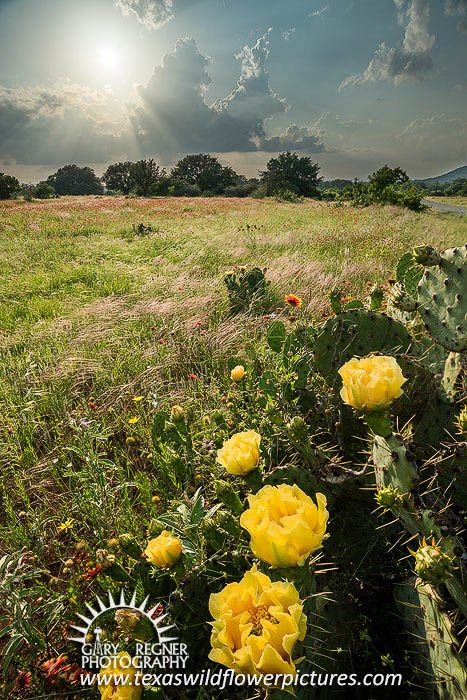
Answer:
[
  {"left": 231, "top": 365, "right": 246, "bottom": 382},
  {"left": 97, "top": 652, "right": 141, "bottom": 700},
  {"left": 143, "top": 530, "right": 182, "bottom": 568},
  {"left": 209, "top": 566, "right": 306, "bottom": 677},
  {"left": 216, "top": 430, "right": 261, "bottom": 476},
  {"left": 128, "top": 417, "right": 140, "bottom": 424},
  {"left": 240, "top": 485, "right": 328, "bottom": 568},
  {"left": 57, "top": 518, "right": 75, "bottom": 533},
  {"left": 338, "top": 355, "right": 407, "bottom": 412}
]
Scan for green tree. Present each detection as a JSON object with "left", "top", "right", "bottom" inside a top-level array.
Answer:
[
  {"left": 46, "top": 165, "right": 103, "bottom": 196},
  {"left": 0, "top": 172, "right": 20, "bottom": 199},
  {"left": 34, "top": 182, "right": 55, "bottom": 199},
  {"left": 102, "top": 162, "right": 134, "bottom": 194},
  {"left": 171, "top": 154, "right": 239, "bottom": 194},
  {"left": 130, "top": 159, "right": 166, "bottom": 196},
  {"left": 259, "top": 151, "right": 322, "bottom": 197},
  {"left": 368, "top": 165, "right": 409, "bottom": 195}
]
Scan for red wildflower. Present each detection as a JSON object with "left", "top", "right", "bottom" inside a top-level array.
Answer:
[
  {"left": 43, "top": 654, "right": 71, "bottom": 680},
  {"left": 14, "top": 671, "right": 32, "bottom": 691},
  {"left": 285, "top": 294, "right": 303, "bottom": 308},
  {"left": 84, "top": 563, "right": 101, "bottom": 579},
  {"left": 189, "top": 374, "right": 197, "bottom": 380}
]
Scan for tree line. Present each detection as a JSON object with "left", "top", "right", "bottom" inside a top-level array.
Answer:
[
  {"left": 0, "top": 152, "right": 322, "bottom": 200},
  {"left": 1, "top": 153, "right": 465, "bottom": 211}
]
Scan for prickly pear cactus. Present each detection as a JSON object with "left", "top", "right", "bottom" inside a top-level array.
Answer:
[
  {"left": 396, "top": 578, "right": 467, "bottom": 699},
  {"left": 416, "top": 245, "right": 467, "bottom": 352},
  {"left": 312, "top": 309, "right": 412, "bottom": 387}
]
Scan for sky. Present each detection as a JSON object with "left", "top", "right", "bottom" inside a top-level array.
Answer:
[{"left": 0, "top": 0, "right": 466, "bottom": 182}]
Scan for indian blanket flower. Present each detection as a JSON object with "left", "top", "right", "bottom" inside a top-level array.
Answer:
[
  {"left": 209, "top": 565, "right": 306, "bottom": 677},
  {"left": 240, "top": 485, "right": 329, "bottom": 568},
  {"left": 285, "top": 294, "right": 302, "bottom": 308},
  {"left": 143, "top": 530, "right": 182, "bottom": 568},
  {"left": 97, "top": 652, "right": 142, "bottom": 700},
  {"left": 14, "top": 671, "right": 32, "bottom": 691},
  {"left": 338, "top": 355, "right": 407, "bottom": 412},
  {"left": 216, "top": 430, "right": 261, "bottom": 475},
  {"left": 231, "top": 365, "right": 245, "bottom": 382}
]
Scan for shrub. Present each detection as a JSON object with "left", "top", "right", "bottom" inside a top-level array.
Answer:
[
  {"left": 274, "top": 189, "right": 303, "bottom": 203},
  {"left": 224, "top": 182, "right": 257, "bottom": 198},
  {"left": 34, "top": 182, "right": 56, "bottom": 199}
]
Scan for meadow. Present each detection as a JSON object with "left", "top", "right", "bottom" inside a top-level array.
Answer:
[{"left": 0, "top": 195, "right": 465, "bottom": 698}]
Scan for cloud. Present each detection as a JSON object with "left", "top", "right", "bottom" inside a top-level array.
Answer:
[
  {"left": 308, "top": 6, "right": 328, "bottom": 18},
  {"left": 114, "top": 0, "right": 174, "bottom": 30},
  {"left": 312, "top": 112, "right": 376, "bottom": 135},
  {"left": 0, "top": 80, "right": 129, "bottom": 165},
  {"left": 444, "top": 0, "right": 467, "bottom": 33},
  {"left": 396, "top": 113, "right": 467, "bottom": 173},
  {"left": 339, "top": 0, "right": 435, "bottom": 88},
  {"left": 259, "top": 124, "right": 324, "bottom": 152},
  {"left": 0, "top": 35, "right": 326, "bottom": 168},
  {"left": 397, "top": 113, "right": 467, "bottom": 148},
  {"left": 131, "top": 33, "right": 292, "bottom": 157},
  {"left": 282, "top": 28, "right": 296, "bottom": 40}
]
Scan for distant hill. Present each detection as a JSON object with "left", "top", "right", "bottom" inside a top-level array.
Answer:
[{"left": 419, "top": 166, "right": 467, "bottom": 184}]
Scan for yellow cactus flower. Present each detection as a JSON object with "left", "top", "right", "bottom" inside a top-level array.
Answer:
[
  {"left": 231, "top": 365, "right": 246, "bottom": 382},
  {"left": 216, "top": 430, "right": 261, "bottom": 475},
  {"left": 240, "top": 485, "right": 328, "bottom": 568},
  {"left": 209, "top": 566, "right": 306, "bottom": 677},
  {"left": 143, "top": 530, "right": 182, "bottom": 568},
  {"left": 338, "top": 355, "right": 407, "bottom": 412},
  {"left": 97, "top": 652, "right": 142, "bottom": 700}
]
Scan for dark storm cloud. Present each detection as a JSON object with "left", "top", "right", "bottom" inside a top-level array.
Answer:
[
  {"left": 131, "top": 33, "right": 305, "bottom": 157},
  {"left": 259, "top": 124, "right": 324, "bottom": 153},
  {"left": 0, "top": 82, "right": 129, "bottom": 165},
  {"left": 0, "top": 35, "right": 325, "bottom": 166}
]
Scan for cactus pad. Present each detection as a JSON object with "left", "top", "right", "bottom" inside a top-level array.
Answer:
[
  {"left": 312, "top": 310, "right": 412, "bottom": 386},
  {"left": 417, "top": 245, "right": 467, "bottom": 351},
  {"left": 396, "top": 578, "right": 467, "bottom": 699}
]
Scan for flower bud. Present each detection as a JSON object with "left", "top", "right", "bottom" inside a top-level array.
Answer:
[
  {"left": 230, "top": 365, "right": 245, "bottom": 382},
  {"left": 170, "top": 405, "right": 185, "bottom": 422}
]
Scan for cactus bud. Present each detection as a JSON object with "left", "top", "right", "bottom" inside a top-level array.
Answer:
[
  {"left": 411, "top": 537, "right": 456, "bottom": 585},
  {"left": 368, "top": 283, "right": 384, "bottom": 310},
  {"left": 412, "top": 244, "right": 441, "bottom": 266},
  {"left": 375, "top": 485, "right": 403, "bottom": 509},
  {"left": 287, "top": 416, "right": 308, "bottom": 440},
  {"left": 389, "top": 283, "right": 417, "bottom": 312},
  {"left": 170, "top": 405, "right": 185, "bottom": 422},
  {"left": 148, "top": 518, "right": 166, "bottom": 537},
  {"left": 215, "top": 480, "right": 243, "bottom": 516},
  {"left": 217, "top": 509, "right": 242, "bottom": 537},
  {"left": 329, "top": 286, "right": 342, "bottom": 314},
  {"left": 118, "top": 534, "right": 143, "bottom": 559},
  {"left": 265, "top": 403, "right": 283, "bottom": 426}
]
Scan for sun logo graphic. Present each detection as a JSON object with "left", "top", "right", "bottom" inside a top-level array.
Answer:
[{"left": 69, "top": 590, "right": 189, "bottom": 671}]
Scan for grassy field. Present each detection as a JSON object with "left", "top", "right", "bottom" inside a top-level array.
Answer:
[
  {"left": 0, "top": 195, "right": 465, "bottom": 698},
  {"left": 427, "top": 195, "right": 467, "bottom": 207}
]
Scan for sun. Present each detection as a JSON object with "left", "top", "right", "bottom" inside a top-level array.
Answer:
[{"left": 99, "top": 47, "right": 118, "bottom": 69}]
